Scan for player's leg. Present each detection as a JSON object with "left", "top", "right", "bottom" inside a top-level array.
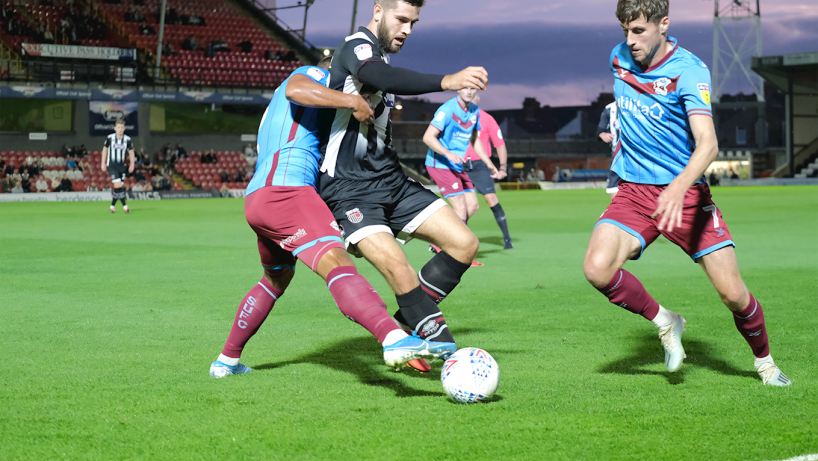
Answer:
[
  {"left": 464, "top": 191, "right": 479, "bottom": 222},
  {"left": 583, "top": 183, "right": 686, "bottom": 371},
  {"left": 698, "top": 248, "right": 789, "bottom": 385},
  {"left": 446, "top": 193, "right": 468, "bottom": 222},
  {"left": 109, "top": 177, "right": 121, "bottom": 213},
  {"left": 470, "top": 163, "right": 513, "bottom": 248},
  {"left": 313, "top": 246, "right": 447, "bottom": 368},
  {"left": 428, "top": 166, "right": 469, "bottom": 223},
  {"left": 210, "top": 236, "right": 294, "bottom": 378}
]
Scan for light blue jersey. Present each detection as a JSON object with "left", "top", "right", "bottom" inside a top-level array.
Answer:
[
  {"left": 610, "top": 37, "right": 712, "bottom": 185},
  {"left": 424, "top": 97, "right": 481, "bottom": 173},
  {"left": 247, "top": 66, "right": 329, "bottom": 195}
]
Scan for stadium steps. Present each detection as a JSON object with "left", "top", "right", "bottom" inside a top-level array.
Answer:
[
  {"left": 171, "top": 173, "right": 195, "bottom": 190},
  {"left": 772, "top": 136, "right": 818, "bottom": 178}
]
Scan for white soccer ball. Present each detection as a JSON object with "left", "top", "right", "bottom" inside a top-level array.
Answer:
[{"left": 440, "top": 347, "right": 499, "bottom": 403}]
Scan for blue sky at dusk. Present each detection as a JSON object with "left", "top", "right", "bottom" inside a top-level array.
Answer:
[{"left": 273, "top": 0, "right": 818, "bottom": 109}]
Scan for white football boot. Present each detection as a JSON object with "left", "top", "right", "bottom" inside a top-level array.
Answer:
[
  {"left": 755, "top": 356, "right": 791, "bottom": 386},
  {"left": 658, "top": 312, "right": 686, "bottom": 372}
]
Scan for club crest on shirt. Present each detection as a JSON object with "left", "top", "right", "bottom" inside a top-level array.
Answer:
[
  {"left": 697, "top": 83, "right": 711, "bottom": 106},
  {"left": 653, "top": 78, "right": 671, "bottom": 96},
  {"left": 618, "top": 68, "right": 629, "bottom": 79},
  {"left": 345, "top": 208, "right": 364, "bottom": 224}
]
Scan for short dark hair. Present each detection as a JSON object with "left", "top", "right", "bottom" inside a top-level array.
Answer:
[
  {"left": 616, "top": 0, "right": 668, "bottom": 24},
  {"left": 115, "top": 120, "right": 125, "bottom": 126},
  {"left": 317, "top": 56, "right": 332, "bottom": 70},
  {"left": 377, "top": 0, "right": 425, "bottom": 10}
]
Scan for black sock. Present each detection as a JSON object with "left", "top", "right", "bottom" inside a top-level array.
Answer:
[
  {"left": 395, "top": 285, "right": 455, "bottom": 343},
  {"left": 111, "top": 196, "right": 117, "bottom": 206},
  {"left": 491, "top": 204, "right": 512, "bottom": 242},
  {"left": 418, "top": 250, "right": 470, "bottom": 304},
  {"left": 119, "top": 188, "right": 127, "bottom": 206}
]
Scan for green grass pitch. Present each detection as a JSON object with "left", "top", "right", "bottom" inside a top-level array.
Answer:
[{"left": 1, "top": 186, "right": 816, "bottom": 460}]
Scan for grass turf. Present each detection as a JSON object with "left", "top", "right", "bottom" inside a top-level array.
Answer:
[{"left": 1, "top": 186, "right": 816, "bottom": 460}]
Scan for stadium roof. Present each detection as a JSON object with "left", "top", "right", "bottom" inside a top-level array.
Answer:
[{"left": 751, "top": 52, "right": 818, "bottom": 93}]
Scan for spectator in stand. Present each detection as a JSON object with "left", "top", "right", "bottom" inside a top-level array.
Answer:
[
  {"left": 139, "top": 22, "right": 155, "bottom": 36},
  {"left": 79, "top": 158, "right": 91, "bottom": 171},
  {"left": 162, "top": 41, "right": 178, "bottom": 57},
  {"left": 175, "top": 143, "right": 188, "bottom": 158},
  {"left": 4, "top": 162, "right": 15, "bottom": 176},
  {"left": 220, "top": 169, "right": 230, "bottom": 183},
  {"left": 124, "top": 6, "right": 137, "bottom": 22},
  {"left": 43, "top": 28, "right": 54, "bottom": 42},
  {"left": 20, "top": 171, "right": 31, "bottom": 191},
  {"left": 87, "top": 182, "right": 99, "bottom": 191},
  {"left": 211, "top": 37, "right": 230, "bottom": 53},
  {"left": 12, "top": 181, "right": 24, "bottom": 194},
  {"left": 66, "top": 156, "right": 78, "bottom": 169},
  {"left": 235, "top": 168, "right": 245, "bottom": 183},
  {"left": 0, "top": 158, "right": 5, "bottom": 172},
  {"left": 62, "top": 144, "right": 74, "bottom": 156},
  {"left": 552, "top": 166, "right": 562, "bottom": 183},
  {"left": 133, "top": 7, "right": 146, "bottom": 23},
  {"left": 51, "top": 176, "right": 62, "bottom": 190},
  {"left": 77, "top": 144, "right": 88, "bottom": 157},
  {"left": 36, "top": 176, "right": 49, "bottom": 192},
  {"left": 55, "top": 177, "right": 73, "bottom": 192},
  {"left": 163, "top": 174, "right": 173, "bottom": 190},
  {"left": 181, "top": 10, "right": 205, "bottom": 26},
  {"left": 181, "top": 35, "right": 199, "bottom": 51},
  {"left": 244, "top": 143, "right": 255, "bottom": 157},
  {"left": 166, "top": 7, "right": 179, "bottom": 25},
  {"left": 238, "top": 38, "right": 253, "bottom": 53},
  {"left": 132, "top": 182, "right": 144, "bottom": 192},
  {"left": 219, "top": 182, "right": 230, "bottom": 197},
  {"left": 1, "top": 176, "right": 13, "bottom": 193}
]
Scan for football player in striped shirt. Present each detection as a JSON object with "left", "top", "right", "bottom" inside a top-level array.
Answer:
[
  {"left": 101, "top": 119, "right": 135, "bottom": 213},
  {"left": 582, "top": 0, "right": 789, "bottom": 386},
  {"left": 209, "top": 58, "right": 456, "bottom": 378}
]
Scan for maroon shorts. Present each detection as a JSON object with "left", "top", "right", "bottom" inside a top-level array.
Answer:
[
  {"left": 595, "top": 181, "right": 735, "bottom": 262},
  {"left": 244, "top": 186, "right": 345, "bottom": 272},
  {"left": 427, "top": 166, "right": 475, "bottom": 199}
]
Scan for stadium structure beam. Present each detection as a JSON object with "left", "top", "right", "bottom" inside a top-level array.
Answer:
[{"left": 154, "top": 0, "right": 167, "bottom": 80}]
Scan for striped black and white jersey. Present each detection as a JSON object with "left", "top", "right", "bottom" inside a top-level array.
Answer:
[
  {"left": 318, "top": 27, "right": 398, "bottom": 181},
  {"left": 103, "top": 133, "right": 133, "bottom": 166}
]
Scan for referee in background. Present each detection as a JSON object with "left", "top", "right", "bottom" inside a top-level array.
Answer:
[{"left": 101, "top": 119, "right": 135, "bottom": 213}]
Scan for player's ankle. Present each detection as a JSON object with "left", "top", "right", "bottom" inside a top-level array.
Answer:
[
  {"left": 382, "top": 329, "right": 408, "bottom": 346},
  {"left": 651, "top": 305, "right": 675, "bottom": 328},
  {"left": 217, "top": 354, "right": 240, "bottom": 366}
]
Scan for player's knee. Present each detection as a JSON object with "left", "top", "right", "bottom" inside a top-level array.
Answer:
[
  {"left": 719, "top": 285, "right": 749, "bottom": 310},
  {"left": 263, "top": 267, "right": 294, "bottom": 290},
  {"left": 468, "top": 202, "right": 479, "bottom": 215},
  {"left": 583, "top": 256, "right": 613, "bottom": 288}
]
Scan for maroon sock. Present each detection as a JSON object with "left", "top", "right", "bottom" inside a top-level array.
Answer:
[
  {"left": 596, "top": 269, "right": 660, "bottom": 321},
  {"left": 732, "top": 293, "right": 770, "bottom": 358},
  {"left": 327, "top": 266, "right": 397, "bottom": 344},
  {"left": 221, "top": 278, "right": 282, "bottom": 358}
]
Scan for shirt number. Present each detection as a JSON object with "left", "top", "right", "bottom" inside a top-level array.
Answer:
[{"left": 703, "top": 205, "right": 719, "bottom": 228}]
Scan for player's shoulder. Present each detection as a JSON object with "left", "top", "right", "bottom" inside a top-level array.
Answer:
[
  {"left": 610, "top": 41, "right": 629, "bottom": 66},
  {"left": 337, "top": 30, "right": 378, "bottom": 59},
  {"left": 669, "top": 41, "right": 709, "bottom": 74},
  {"left": 290, "top": 65, "right": 328, "bottom": 84}
]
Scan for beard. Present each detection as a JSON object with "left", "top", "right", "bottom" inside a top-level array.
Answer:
[{"left": 377, "top": 21, "right": 402, "bottom": 54}]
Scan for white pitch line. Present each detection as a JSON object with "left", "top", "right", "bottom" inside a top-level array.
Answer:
[{"left": 772, "top": 455, "right": 818, "bottom": 461}]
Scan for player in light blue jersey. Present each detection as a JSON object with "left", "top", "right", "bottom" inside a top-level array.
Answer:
[
  {"left": 423, "top": 88, "right": 498, "bottom": 223},
  {"left": 210, "top": 59, "right": 456, "bottom": 379},
  {"left": 582, "top": 0, "right": 789, "bottom": 386}
]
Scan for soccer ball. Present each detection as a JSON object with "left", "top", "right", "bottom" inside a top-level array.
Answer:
[{"left": 440, "top": 347, "right": 499, "bottom": 403}]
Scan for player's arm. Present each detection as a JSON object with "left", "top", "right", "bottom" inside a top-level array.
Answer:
[
  {"left": 488, "top": 122, "right": 508, "bottom": 180},
  {"left": 598, "top": 109, "right": 614, "bottom": 143},
  {"left": 285, "top": 74, "right": 374, "bottom": 125},
  {"left": 652, "top": 114, "right": 718, "bottom": 232},
  {"left": 357, "top": 61, "right": 488, "bottom": 95},
  {"left": 100, "top": 146, "right": 108, "bottom": 172},
  {"left": 470, "top": 130, "right": 498, "bottom": 177},
  {"left": 128, "top": 149, "right": 136, "bottom": 173},
  {"left": 422, "top": 125, "right": 464, "bottom": 165}
]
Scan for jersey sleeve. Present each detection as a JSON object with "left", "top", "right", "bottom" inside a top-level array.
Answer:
[
  {"left": 475, "top": 109, "right": 482, "bottom": 133},
  {"left": 336, "top": 37, "right": 383, "bottom": 81},
  {"left": 289, "top": 65, "right": 329, "bottom": 86},
  {"left": 486, "top": 115, "right": 505, "bottom": 148},
  {"left": 430, "top": 103, "right": 452, "bottom": 132},
  {"left": 127, "top": 138, "right": 134, "bottom": 150},
  {"left": 678, "top": 64, "right": 712, "bottom": 118},
  {"left": 103, "top": 136, "right": 110, "bottom": 148}
]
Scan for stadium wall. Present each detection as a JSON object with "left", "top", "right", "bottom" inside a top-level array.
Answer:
[{"left": 0, "top": 100, "right": 258, "bottom": 156}]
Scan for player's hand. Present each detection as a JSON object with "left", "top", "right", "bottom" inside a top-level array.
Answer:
[
  {"left": 492, "top": 168, "right": 507, "bottom": 180},
  {"left": 487, "top": 164, "right": 498, "bottom": 177},
  {"left": 444, "top": 152, "right": 464, "bottom": 165},
  {"left": 652, "top": 183, "right": 686, "bottom": 232},
  {"left": 351, "top": 94, "right": 375, "bottom": 125},
  {"left": 442, "top": 67, "right": 488, "bottom": 91},
  {"left": 599, "top": 132, "right": 614, "bottom": 143},
  {"left": 101, "top": 164, "right": 106, "bottom": 172},
  {"left": 128, "top": 164, "right": 135, "bottom": 173}
]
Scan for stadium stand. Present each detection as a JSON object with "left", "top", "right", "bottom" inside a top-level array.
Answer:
[{"left": 173, "top": 151, "right": 252, "bottom": 190}]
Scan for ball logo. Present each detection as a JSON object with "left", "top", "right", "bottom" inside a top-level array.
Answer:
[
  {"left": 653, "top": 78, "right": 671, "bottom": 96},
  {"left": 345, "top": 208, "right": 364, "bottom": 224}
]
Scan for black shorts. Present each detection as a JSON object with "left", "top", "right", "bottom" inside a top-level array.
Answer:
[
  {"left": 319, "top": 171, "right": 447, "bottom": 246},
  {"left": 108, "top": 163, "right": 127, "bottom": 182},
  {"left": 607, "top": 169, "right": 622, "bottom": 193},
  {"left": 463, "top": 158, "right": 496, "bottom": 195}
]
